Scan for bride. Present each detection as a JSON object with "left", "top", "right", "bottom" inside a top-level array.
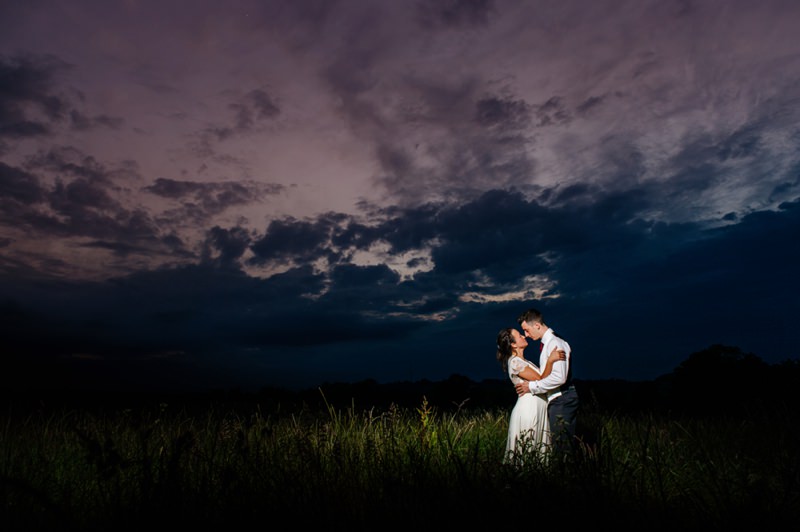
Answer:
[{"left": 496, "top": 327, "right": 565, "bottom": 463}]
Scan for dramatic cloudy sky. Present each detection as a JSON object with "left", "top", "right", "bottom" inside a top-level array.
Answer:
[{"left": 2, "top": 0, "right": 799, "bottom": 392}]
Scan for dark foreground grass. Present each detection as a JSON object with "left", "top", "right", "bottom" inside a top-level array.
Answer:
[{"left": 2, "top": 392, "right": 799, "bottom": 531}]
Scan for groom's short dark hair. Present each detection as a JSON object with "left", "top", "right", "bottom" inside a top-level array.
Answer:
[{"left": 518, "top": 308, "right": 543, "bottom": 325}]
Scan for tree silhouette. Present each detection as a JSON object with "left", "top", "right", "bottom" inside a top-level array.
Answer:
[{"left": 669, "top": 344, "right": 771, "bottom": 415}]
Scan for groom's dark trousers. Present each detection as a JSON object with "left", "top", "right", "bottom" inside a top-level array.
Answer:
[{"left": 548, "top": 386, "right": 579, "bottom": 457}]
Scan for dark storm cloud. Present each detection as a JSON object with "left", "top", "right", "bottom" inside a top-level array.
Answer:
[
  {"left": 50, "top": 172, "right": 120, "bottom": 212},
  {"left": 11, "top": 146, "right": 164, "bottom": 240},
  {"left": 1, "top": 53, "right": 119, "bottom": 141},
  {"left": 0, "top": 161, "right": 46, "bottom": 205},
  {"left": 144, "top": 178, "right": 210, "bottom": 199},
  {"left": 364, "top": 187, "right": 652, "bottom": 299},
  {"left": 0, "top": 256, "right": 420, "bottom": 384},
  {"left": 423, "top": 191, "right": 552, "bottom": 279},
  {"left": 242, "top": 185, "right": 650, "bottom": 298},
  {"left": 249, "top": 216, "right": 341, "bottom": 264},
  {"left": 0, "top": 147, "right": 192, "bottom": 273},
  {"left": 201, "top": 225, "right": 252, "bottom": 268},
  {"left": 253, "top": 203, "right": 443, "bottom": 269},
  {"left": 367, "top": 204, "right": 442, "bottom": 253},
  {"left": 329, "top": 214, "right": 403, "bottom": 252},
  {"left": 144, "top": 177, "right": 285, "bottom": 221},
  {"left": 330, "top": 262, "right": 400, "bottom": 288},
  {"left": 253, "top": 180, "right": 800, "bottom": 343},
  {"left": 0, "top": 54, "right": 70, "bottom": 139},
  {"left": 245, "top": 186, "right": 651, "bottom": 299},
  {"left": 26, "top": 145, "right": 138, "bottom": 185},
  {"left": 3, "top": 180, "right": 800, "bottom": 389}
]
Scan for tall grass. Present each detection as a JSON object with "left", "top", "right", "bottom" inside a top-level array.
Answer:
[{"left": 1, "top": 392, "right": 798, "bottom": 530}]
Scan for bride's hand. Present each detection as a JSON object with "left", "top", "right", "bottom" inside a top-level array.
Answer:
[{"left": 549, "top": 347, "right": 567, "bottom": 362}]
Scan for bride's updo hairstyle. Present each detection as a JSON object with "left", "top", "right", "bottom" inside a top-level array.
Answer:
[{"left": 496, "top": 328, "right": 515, "bottom": 373}]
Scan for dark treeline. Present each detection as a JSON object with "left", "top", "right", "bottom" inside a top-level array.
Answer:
[
  {"left": 3, "top": 344, "right": 799, "bottom": 417},
  {"left": 289, "top": 343, "right": 800, "bottom": 416}
]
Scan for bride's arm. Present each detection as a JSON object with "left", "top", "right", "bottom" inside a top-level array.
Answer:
[{"left": 517, "top": 347, "right": 566, "bottom": 382}]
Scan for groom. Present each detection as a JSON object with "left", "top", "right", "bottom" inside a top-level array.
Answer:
[{"left": 514, "top": 308, "right": 579, "bottom": 457}]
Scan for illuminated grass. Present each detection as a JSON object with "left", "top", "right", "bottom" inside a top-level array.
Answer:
[{"left": 1, "top": 394, "right": 798, "bottom": 530}]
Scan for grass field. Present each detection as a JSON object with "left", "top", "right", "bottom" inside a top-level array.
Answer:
[{"left": 2, "top": 387, "right": 799, "bottom": 531}]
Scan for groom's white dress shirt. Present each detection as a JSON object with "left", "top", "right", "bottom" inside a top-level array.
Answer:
[{"left": 527, "top": 328, "right": 570, "bottom": 402}]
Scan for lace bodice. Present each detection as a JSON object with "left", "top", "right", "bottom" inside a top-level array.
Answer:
[{"left": 507, "top": 356, "right": 540, "bottom": 385}]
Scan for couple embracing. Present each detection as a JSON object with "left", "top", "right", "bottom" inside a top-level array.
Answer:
[{"left": 496, "top": 308, "right": 579, "bottom": 463}]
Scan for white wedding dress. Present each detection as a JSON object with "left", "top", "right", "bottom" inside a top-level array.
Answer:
[{"left": 505, "top": 356, "right": 550, "bottom": 463}]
